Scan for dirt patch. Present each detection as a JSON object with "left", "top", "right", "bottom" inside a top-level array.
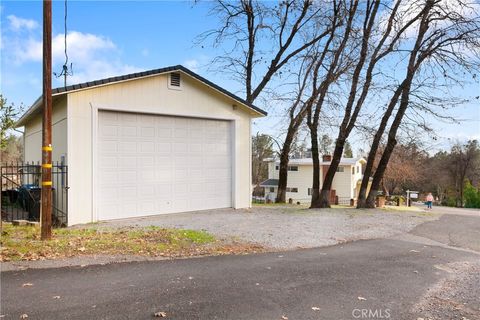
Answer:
[
  {"left": 98, "top": 206, "right": 439, "bottom": 250},
  {"left": 412, "top": 261, "right": 480, "bottom": 320},
  {"left": 0, "top": 223, "right": 265, "bottom": 263}
]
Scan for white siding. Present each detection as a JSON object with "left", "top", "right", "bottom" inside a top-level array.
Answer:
[
  {"left": 331, "top": 165, "right": 353, "bottom": 199},
  {"left": 265, "top": 160, "right": 362, "bottom": 202},
  {"left": 67, "top": 72, "right": 256, "bottom": 225},
  {"left": 268, "top": 162, "right": 278, "bottom": 179},
  {"left": 23, "top": 96, "right": 68, "bottom": 163}
]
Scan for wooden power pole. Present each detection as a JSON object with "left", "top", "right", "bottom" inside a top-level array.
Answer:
[{"left": 41, "top": 0, "right": 53, "bottom": 240}]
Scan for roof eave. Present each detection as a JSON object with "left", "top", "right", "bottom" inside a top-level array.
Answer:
[{"left": 15, "top": 65, "right": 267, "bottom": 126}]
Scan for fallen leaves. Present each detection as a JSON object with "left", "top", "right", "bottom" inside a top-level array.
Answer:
[
  {"left": 22, "top": 283, "right": 33, "bottom": 287},
  {"left": 154, "top": 311, "right": 167, "bottom": 317},
  {"left": 311, "top": 307, "right": 321, "bottom": 311},
  {"left": 281, "top": 316, "right": 288, "bottom": 320},
  {"left": 357, "top": 296, "right": 367, "bottom": 301},
  {"left": 20, "top": 314, "right": 28, "bottom": 319},
  {"left": 1, "top": 223, "right": 264, "bottom": 262}
]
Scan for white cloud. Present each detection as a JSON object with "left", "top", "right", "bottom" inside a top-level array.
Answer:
[
  {"left": 7, "top": 15, "right": 38, "bottom": 31},
  {"left": 184, "top": 59, "right": 199, "bottom": 72},
  {"left": 13, "top": 37, "right": 43, "bottom": 63},
  {"left": 52, "top": 31, "right": 116, "bottom": 63},
  {"left": 63, "top": 60, "right": 142, "bottom": 85},
  {"left": 2, "top": 18, "right": 143, "bottom": 86},
  {"left": 9, "top": 31, "right": 116, "bottom": 64},
  {"left": 183, "top": 56, "right": 210, "bottom": 73}
]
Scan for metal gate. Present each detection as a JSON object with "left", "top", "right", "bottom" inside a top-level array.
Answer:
[{"left": 1, "top": 162, "right": 68, "bottom": 227}]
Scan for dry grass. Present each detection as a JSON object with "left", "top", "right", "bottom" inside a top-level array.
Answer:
[{"left": 0, "top": 223, "right": 264, "bottom": 262}]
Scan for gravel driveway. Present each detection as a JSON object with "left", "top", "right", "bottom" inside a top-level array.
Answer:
[{"left": 97, "top": 205, "right": 438, "bottom": 250}]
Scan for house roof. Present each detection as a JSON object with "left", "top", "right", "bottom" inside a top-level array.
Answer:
[
  {"left": 259, "top": 179, "right": 279, "bottom": 187},
  {"left": 16, "top": 65, "right": 267, "bottom": 127},
  {"left": 264, "top": 157, "right": 365, "bottom": 166}
]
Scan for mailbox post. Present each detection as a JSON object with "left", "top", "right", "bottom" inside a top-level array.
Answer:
[{"left": 406, "top": 190, "right": 419, "bottom": 207}]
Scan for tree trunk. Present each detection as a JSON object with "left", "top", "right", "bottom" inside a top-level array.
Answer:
[
  {"left": 356, "top": 83, "right": 405, "bottom": 208},
  {"left": 309, "top": 128, "right": 321, "bottom": 207},
  {"left": 364, "top": 0, "right": 435, "bottom": 207},
  {"left": 358, "top": 0, "right": 435, "bottom": 208},
  {"left": 275, "top": 124, "right": 297, "bottom": 203},
  {"left": 366, "top": 137, "right": 398, "bottom": 207},
  {"left": 316, "top": 137, "right": 346, "bottom": 208}
]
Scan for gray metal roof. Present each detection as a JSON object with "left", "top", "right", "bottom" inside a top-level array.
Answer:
[
  {"left": 16, "top": 65, "right": 267, "bottom": 127},
  {"left": 260, "top": 179, "right": 279, "bottom": 187}
]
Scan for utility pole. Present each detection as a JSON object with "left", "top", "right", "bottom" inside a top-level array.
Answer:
[{"left": 41, "top": 0, "right": 53, "bottom": 240}]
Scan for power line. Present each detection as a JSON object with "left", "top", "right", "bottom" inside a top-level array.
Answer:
[{"left": 53, "top": 0, "right": 72, "bottom": 87}]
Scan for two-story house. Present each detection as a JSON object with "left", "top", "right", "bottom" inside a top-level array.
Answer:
[{"left": 260, "top": 155, "right": 367, "bottom": 203}]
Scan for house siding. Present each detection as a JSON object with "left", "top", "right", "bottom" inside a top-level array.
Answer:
[
  {"left": 66, "top": 72, "right": 255, "bottom": 225},
  {"left": 331, "top": 165, "right": 353, "bottom": 199},
  {"left": 23, "top": 95, "right": 68, "bottom": 164},
  {"left": 264, "top": 159, "right": 365, "bottom": 203}
]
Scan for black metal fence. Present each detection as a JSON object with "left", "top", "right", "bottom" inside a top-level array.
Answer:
[{"left": 1, "top": 162, "right": 68, "bottom": 227}]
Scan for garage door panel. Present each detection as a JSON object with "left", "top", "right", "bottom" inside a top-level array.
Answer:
[
  {"left": 137, "top": 156, "right": 155, "bottom": 167},
  {"left": 120, "top": 126, "right": 137, "bottom": 137},
  {"left": 118, "top": 156, "right": 137, "bottom": 169},
  {"left": 140, "top": 127, "right": 155, "bottom": 138},
  {"left": 100, "top": 125, "right": 119, "bottom": 137},
  {"left": 99, "top": 141, "right": 117, "bottom": 152},
  {"left": 118, "top": 141, "right": 137, "bottom": 153},
  {"left": 156, "top": 142, "right": 172, "bottom": 153},
  {"left": 139, "top": 141, "right": 155, "bottom": 153},
  {"left": 157, "top": 127, "right": 173, "bottom": 138},
  {"left": 97, "top": 111, "right": 232, "bottom": 220},
  {"left": 155, "top": 183, "right": 173, "bottom": 195}
]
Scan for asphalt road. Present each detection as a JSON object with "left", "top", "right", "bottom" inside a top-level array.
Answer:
[{"left": 2, "top": 213, "right": 479, "bottom": 320}]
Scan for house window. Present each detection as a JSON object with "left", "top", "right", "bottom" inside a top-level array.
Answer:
[
  {"left": 286, "top": 187, "right": 298, "bottom": 193},
  {"left": 357, "top": 166, "right": 360, "bottom": 173},
  {"left": 336, "top": 166, "right": 344, "bottom": 172},
  {"left": 275, "top": 165, "right": 279, "bottom": 170},
  {"left": 352, "top": 167, "right": 355, "bottom": 175},
  {"left": 269, "top": 187, "right": 275, "bottom": 193},
  {"left": 308, "top": 188, "right": 312, "bottom": 196}
]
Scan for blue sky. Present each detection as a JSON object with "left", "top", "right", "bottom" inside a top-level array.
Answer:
[{"left": 1, "top": 1, "right": 479, "bottom": 153}]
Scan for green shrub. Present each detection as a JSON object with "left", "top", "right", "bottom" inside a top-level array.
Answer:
[
  {"left": 464, "top": 182, "right": 480, "bottom": 209},
  {"left": 441, "top": 197, "right": 457, "bottom": 207}
]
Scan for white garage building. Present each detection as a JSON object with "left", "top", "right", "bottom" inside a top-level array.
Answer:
[{"left": 17, "top": 65, "right": 266, "bottom": 225}]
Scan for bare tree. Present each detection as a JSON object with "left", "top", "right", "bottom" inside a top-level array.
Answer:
[
  {"left": 315, "top": 0, "right": 433, "bottom": 208},
  {"left": 380, "top": 142, "right": 428, "bottom": 195},
  {"left": 199, "top": 0, "right": 335, "bottom": 103},
  {"left": 307, "top": 0, "right": 359, "bottom": 208},
  {"left": 275, "top": 1, "right": 344, "bottom": 203},
  {"left": 360, "top": 0, "right": 480, "bottom": 208}
]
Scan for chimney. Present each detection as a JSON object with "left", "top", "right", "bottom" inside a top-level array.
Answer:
[{"left": 322, "top": 154, "right": 332, "bottom": 162}]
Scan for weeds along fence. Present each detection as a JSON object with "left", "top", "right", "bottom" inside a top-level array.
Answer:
[{"left": 1, "top": 162, "right": 68, "bottom": 227}]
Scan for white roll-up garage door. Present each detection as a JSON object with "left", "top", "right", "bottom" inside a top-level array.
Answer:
[{"left": 96, "top": 111, "right": 232, "bottom": 220}]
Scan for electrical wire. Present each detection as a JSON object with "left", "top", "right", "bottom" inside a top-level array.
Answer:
[{"left": 54, "top": 0, "right": 72, "bottom": 87}]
